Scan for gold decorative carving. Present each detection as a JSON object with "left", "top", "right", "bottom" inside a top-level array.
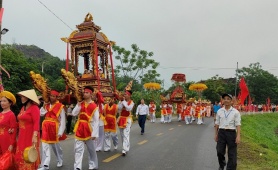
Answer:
[
  {"left": 84, "top": 13, "right": 93, "bottom": 22},
  {"left": 125, "top": 81, "right": 133, "bottom": 91},
  {"left": 99, "top": 32, "right": 110, "bottom": 44},
  {"left": 29, "top": 71, "right": 50, "bottom": 103},
  {"left": 69, "top": 30, "right": 79, "bottom": 38},
  {"left": 61, "top": 69, "right": 83, "bottom": 102}
]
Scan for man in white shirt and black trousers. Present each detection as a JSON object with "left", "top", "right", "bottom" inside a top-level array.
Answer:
[
  {"left": 215, "top": 93, "right": 241, "bottom": 170},
  {"left": 136, "top": 99, "right": 149, "bottom": 135}
]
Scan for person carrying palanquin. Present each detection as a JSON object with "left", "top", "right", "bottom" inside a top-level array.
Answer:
[
  {"left": 71, "top": 86, "right": 99, "bottom": 170},
  {"left": 39, "top": 90, "right": 66, "bottom": 169},
  {"left": 103, "top": 97, "right": 119, "bottom": 152},
  {"left": 149, "top": 100, "right": 156, "bottom": 123},
  {"left": 117, "top": 81, "right": 134, "bottom": 156}
]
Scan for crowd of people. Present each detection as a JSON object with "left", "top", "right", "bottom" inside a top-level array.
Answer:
[
  {"left": 1, "top": 85, "right": 273, "bottom": 170},
  {"left": 0, "top": 86, "right": 136, "bottom": 170}
]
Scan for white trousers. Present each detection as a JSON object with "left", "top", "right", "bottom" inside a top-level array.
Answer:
[
  {"left": 103, "top": 131, "right": 118, "bottom": 151},
  {"left": 119, "top": 118, "right": 132, "bottom": 153},
  {"left": 160, "top": 114, "right": 164, "bottom": 123},
  {"left": 185, "top": 116, "right": 191, "bottom": 124},
  {"left": 197, "top": 117, "right": 203, "bottom": 124},
  {"left": 164, "top": 115, "right": 170, "bottom": 123},
  {"left": 74, "top": 139, "right": 98, "bottom": 170},
  {"left": 169, "top": 114, "right": 172, "bottom": 122},
  {"left": 150, "top": 113, "right": 156, "bottom": 122},
  {"left": 94, "top": 125, "right": 104, "bottom": 151},
  {"left": 41, "top": 142, "right": 63, "bottom": 167},
  {"left": 178, "top": 114, "right": 181, "bottom": 121}
]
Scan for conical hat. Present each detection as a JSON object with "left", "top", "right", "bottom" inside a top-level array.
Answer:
[{"left": 17, "top": 89, "right": 40, "bottom": 105}]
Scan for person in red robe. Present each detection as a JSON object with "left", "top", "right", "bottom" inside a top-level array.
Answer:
[
  {"left": 0, "top": 91, "right": 17, "bottom": 156},
  {"left": 103, "top": 98, "right": 119, "bottom": 151},
  {"left": 184, "top": 102, "right": 192, "bottom": 124},
  {"left": 39, "top": 90, "right": 66, "bottom": 169},
  {"left": 118, "top": 90, "right": 134, "bottom": 156},
  {"left": 15, "top": 89, "right": 40, "bottom": 170},
  {"left": 177, "top": 103, "right": 183, "bottom": 122},
  {"left": 72, "top": 86, "right": 99, "bottom": 170},
  {"left": 149, "top": 100, "right": 156, "bottom": 123}
]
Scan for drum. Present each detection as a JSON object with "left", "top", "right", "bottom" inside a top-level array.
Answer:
[{"left": 23, "top": 146, "right": 38, "bottom": 163}]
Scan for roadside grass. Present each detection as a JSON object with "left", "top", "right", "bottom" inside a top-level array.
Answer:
[{"left": 238, "top": 113, "right": 278, "bottom": 170}]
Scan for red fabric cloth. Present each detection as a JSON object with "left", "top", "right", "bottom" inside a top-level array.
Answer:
[
  {"left": 0, "top": 111, "right": 17, "bottom": 156},
  {"left": 177, "top": 104, "right": 183, "bottom": 114},
  {"left": 239, "top": 78, "right": 249, "bottom": 105},
  {"left": 0, "top": 150, "right": 15, "bottom": 170},
  {"left": 41, "top": 102, "right": 63, "bottom": 143},
  {"left": 104, "top": 104, "right": 118, "bottom": 132},
  {"left": 166, "top": 106, "right": 172, "bottom": 114},
  {"left": 184, "top": 106, "right": 191, "bottom": 116},
  {"left": 15, "top": 104, "right": 40, "bottom": 170},
  {"left": 118, "top": 100, "right": 133, "bottom": 128},
  {"left": 149, "top": 104, "right": 156, "bottom": 113},
  {"left": 194, "top": 106, "right": 202, "bottom": 118},
  {"left": 74, "top": 102, "right": 97, "bottom": 140},
  {"left": 0, "top": 8, "right": 4, "bottom": 24},
  {"left": 267, "top": 97, "right": 270, "bottom": 107}
]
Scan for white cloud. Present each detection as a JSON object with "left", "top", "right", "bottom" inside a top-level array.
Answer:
[{"left": 3, "top": 0, "right": 278, "bottom": 89}]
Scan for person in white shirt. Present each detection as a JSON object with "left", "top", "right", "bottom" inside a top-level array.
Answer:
[
  {"left": 215, "top": 93, "right": 241, "bottom": 170},
  {"left": 136, "top": 99, "right": 149, "bottom": 135}
]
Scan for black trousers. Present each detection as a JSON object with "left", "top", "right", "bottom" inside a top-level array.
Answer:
[
  {"left": 138, "top": 115, "right": 147, "bottom": 133},
  {"left": 66, "top": 115, "right": 73, "bottom": 134},
  {"left": 217, "top": 129, "right": 237, "bottom": 170}
]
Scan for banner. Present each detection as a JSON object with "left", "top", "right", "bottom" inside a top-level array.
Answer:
[
  {"left": 0, "top": 8, "right": 4, "bottom": 24},
  {"left": 239, "top": 77, "right": 249, "bottom": 105}
]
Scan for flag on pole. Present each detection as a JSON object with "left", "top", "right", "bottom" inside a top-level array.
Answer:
[
  {"left": 239, "top": 77, "right": 249, "bottom": 105},
  {"left": 0, "top": 8, "right": 4, "bottom": 24}
]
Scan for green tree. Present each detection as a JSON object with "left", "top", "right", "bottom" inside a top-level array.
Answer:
[
  {"left": 1, "top": 45, "right": 38, "bottom": 94},
  {"left": 113, "top": 44, "right": 161, "bottom": 90},
  {"left": 236, "top": 62, "right": 278, "bottom": 104},
  {"left": 202, "top": 75, "right": 234, "bottom": 102}
]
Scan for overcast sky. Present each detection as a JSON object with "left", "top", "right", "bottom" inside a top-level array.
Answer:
[{"left": 3, "top": 0, "right": 278, "bottom": 88}]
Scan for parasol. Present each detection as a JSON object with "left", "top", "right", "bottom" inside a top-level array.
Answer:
[{"left": 189, "top": 83, "right": 208, "bottom": 99}]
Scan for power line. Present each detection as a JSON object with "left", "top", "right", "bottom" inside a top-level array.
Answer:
[
  {"left": 157, "top": 65, "right": 278, "bottom": 71},
  {"left": 37, "top": 0, "right": 73, "bottom": 31}
]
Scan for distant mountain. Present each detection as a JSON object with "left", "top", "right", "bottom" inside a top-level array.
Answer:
[{"left": 13, "top": 44, "right": 54, "bottom": 59}]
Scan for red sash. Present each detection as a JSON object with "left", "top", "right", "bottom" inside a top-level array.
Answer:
[
  {"left": 161, "top": 104, "right": 167, "bottom": 115},
  {"left": 166, "top": 106, "right": 172, "bottom": 114},
  {"left": 177, "top": 104, "right": 183, "bottom": 114},
  {"left": 118, "top": 100, "right": 133, "bottom": 128},
  {"left": 194, "top": 106, "right": 202, "bottom": 118},
  {"left": 184, "top": 106, "right": 191, "bottom": 116},
  {"left": 104, "top": 104, "right": 118, "bottom": 132},
  {"left": 149, "top": 104, "right": 155, "bottom": 113},
  {"left": 41, "top": 102, "right": 64, "bottom": 143},
  {"left": 74, "top": 101, "right": 97, "bottom": 140}
]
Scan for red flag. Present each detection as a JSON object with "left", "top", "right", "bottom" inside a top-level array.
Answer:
[
  {"left": 267, "top": 97, "right": 270, "bottom": 106},
  {"left": 239, "top": 78, "right": 249, "bottom": 105},
  {"left": 0, "top": 8, "right": 4, "bottom": 24}
]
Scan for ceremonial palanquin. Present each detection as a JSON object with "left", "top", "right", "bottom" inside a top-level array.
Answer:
[
  {"left": 60, "top": 13, "right": 117, "bottom": 103},
  {"left": 170, "top": 73, "right": 186, "bottom": 103}
]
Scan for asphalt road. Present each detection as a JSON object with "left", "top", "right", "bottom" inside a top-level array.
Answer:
[{"left": 46, "top": 117, "right": 219, "bottom": 170}]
